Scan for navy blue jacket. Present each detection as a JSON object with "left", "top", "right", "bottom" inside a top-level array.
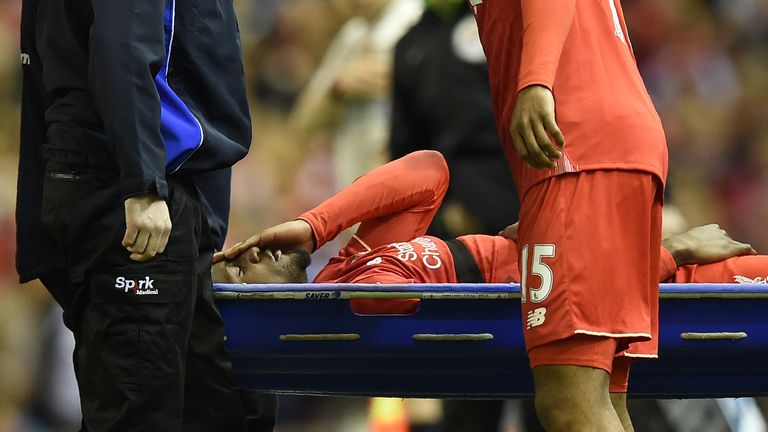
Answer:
[{"left": 17, "top": 0, "right": 249, "bottom": 282}]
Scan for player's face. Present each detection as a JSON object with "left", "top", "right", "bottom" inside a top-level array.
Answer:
[{"left": 218, "top": 247, "right": 309, "bottom": 284}]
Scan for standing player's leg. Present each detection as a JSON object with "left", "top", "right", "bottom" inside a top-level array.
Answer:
[
  {"left": 609, "top": 357, "right": 634, "bottom": 432},
  {"left": 610, "top": 394, "right": 633, "bottom": 432},
  {"left": 517, "top": 170, "right": 662, "bottom": 432},
  {"left": 529, "top": 336, "right": 624, "bottom": 431}
]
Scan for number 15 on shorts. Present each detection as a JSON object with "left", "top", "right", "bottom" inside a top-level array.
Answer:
[{"left": 520, "top": 244, "right": 556, "bottom": 304}]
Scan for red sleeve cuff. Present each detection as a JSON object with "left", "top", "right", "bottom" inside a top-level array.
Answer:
[
  {"left": 658, "top": 247, "right": 678, "bottom": 282},
  {"left": 296, "top": 215, "right": 321, "bottom": 252}
]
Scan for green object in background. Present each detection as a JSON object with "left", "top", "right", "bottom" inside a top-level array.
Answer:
[{"left": 426, "top": 0, "right": 464, "bottom": 20}]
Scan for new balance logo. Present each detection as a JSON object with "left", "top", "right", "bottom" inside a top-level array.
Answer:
[
  {"left": 526, "top": 307, "right": 547, "bottom": 329},
  {"left": 115, "top": 276, "right": 158, "bottom": 295}
]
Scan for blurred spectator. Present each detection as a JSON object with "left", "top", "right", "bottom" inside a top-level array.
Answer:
[
  {"left": 390, "top": 0, "right": 518, "bottom": 238},
  {"left": 25, "top": 305, "right": 82, "bottom": 432},
  {"left": 0, "top": 285, "right": 42, "bottom": 432},
  {"left": 624, "top": 0, "right": 768, "bottom": 252},
  {"left": 291, "top": 0, "right": 423, "bottom": 190}
]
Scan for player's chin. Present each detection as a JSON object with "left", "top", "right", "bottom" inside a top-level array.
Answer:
[{"left": 285, "top": 248, "right": 312, "bottom": 269}]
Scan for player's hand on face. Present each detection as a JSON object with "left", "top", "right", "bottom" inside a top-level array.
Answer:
[
  {"left": 498, "top": 222, "right": 520, "bottom": 242},
  {"left": 123, "top": 194, "right": 172, "bottom": 262},
  {"left": 510, "top": 85, "right": 565, "bottom": 169},
  {"left": 216, "top": 235, "right": 261, "bottom": 263},
  {"left": 257, "top": 220, "right": 315, "bottom": 254},
  {"left": 218, "top": 220, "right": 315, "bottom": 263},
  {"left": 663, "top": 224, "right": 757, "bottom": 267}
]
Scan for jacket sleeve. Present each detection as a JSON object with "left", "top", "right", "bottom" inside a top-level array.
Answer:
[
  {"left": 298, "top": 150, "right": 449, "bottom": 251},
  {"left": 90, "top": 0, "right": 168, "bottom": 198},
  {"left": 517, "top": 0, "right": 576, "bottom": 92}
]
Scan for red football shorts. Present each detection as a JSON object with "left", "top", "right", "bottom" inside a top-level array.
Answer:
[{"left": 517, "top": 170, "right": 663, "bottom": 374}]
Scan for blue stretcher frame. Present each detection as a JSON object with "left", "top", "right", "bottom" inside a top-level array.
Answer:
[{"left": 213, "top": 283, "right": 768, "bottom": 399}]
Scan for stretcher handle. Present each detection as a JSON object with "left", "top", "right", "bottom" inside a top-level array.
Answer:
[
  {"left": 280, "top": 333, "right": 360, "bottom": 342},
  {"left": 680, "top": 332, "right": 748, "bottom": 341},
  {"left": 412, "top": 333, "right": 494, "bottom": 342}
]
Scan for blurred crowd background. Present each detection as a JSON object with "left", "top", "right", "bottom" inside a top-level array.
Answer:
[{"left": 1, "top": 0, "right": 768, "bottom": 430}]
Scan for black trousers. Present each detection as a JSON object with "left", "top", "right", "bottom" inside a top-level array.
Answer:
[{"left": 40, "top": 162, "right": 273, "bottom": 431}]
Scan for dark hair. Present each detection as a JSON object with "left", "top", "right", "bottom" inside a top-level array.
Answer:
[{"left": 284, "top": 249, "right": 312, "bottom": 283}]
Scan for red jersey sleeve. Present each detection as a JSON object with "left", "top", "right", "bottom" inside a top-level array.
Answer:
[
  {"left": 298, "top": 150, "right": 449, "bottom": 252},
  {"left": 517, "top": 0, "right": 576, "bottom": 92},
  {"left": 658, "top": 246, "right": 678, "bottom": 282},
  {"left": 673, "top": 255, "right": 768, "bottom": 284}
]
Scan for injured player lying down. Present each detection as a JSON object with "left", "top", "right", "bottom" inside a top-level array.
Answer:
[{"left": 215, "top": 151, "right": 760, "bottom": 397}]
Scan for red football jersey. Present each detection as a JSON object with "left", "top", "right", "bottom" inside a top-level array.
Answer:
[{"left": 471, "top": 0, "right": 668, "bottom": 198}]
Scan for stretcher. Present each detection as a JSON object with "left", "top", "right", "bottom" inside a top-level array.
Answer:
[{"left": 213, "top": 283, "right": 768, "bottom": 399}]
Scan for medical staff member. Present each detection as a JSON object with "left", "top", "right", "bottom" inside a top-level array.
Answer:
[{"left": 17, "top": 0, "right": 274, "bottom": 430}]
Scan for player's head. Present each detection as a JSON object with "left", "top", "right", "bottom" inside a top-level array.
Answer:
[{"left": 217, "top": 247, "right": 311, "bottom": 284}]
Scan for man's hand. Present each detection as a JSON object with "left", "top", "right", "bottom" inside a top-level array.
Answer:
[
  {"left": 510, "top": 85, "right": 565, "bottom": 169},
  {"left": 216, "top": 220, "right": 315, "bottom": 263},
  {"left": 663, "top": 224, "right": 757, "bottom": 267},
  {"left": 498, "top": 222, "right": 520, "bottom": 242},
  {"left": 123, "top": 194, "right": 172, "bottom": 261}
]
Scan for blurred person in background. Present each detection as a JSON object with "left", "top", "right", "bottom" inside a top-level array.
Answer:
[
  {"left": 291, "top": 0, "right": 423, "bottom": 191},
  {"left": 17, "top": 0, "right": 275, "bottom": 430},
  {"left": 390, "top": 0, "right": 519, "bottom": 239}
]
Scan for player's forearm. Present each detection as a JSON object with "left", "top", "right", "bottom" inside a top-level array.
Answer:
[
  {"left": 517, "top": 0, "right": 576, "bottom": 92},
  {"left": 298, "top": 151, "right": 449, "bottom": 249}
]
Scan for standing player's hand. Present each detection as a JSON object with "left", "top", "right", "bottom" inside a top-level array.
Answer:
[
  {"left": 510, "top": 85, "right": 565, "bottom": 169},
  {"left": 123, "top": 194, "right": 172, "bottom": 262}
]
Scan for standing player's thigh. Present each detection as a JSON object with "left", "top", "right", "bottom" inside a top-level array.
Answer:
[{"left": 516, "top": 170, "right": 662, "bottom": 357}]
